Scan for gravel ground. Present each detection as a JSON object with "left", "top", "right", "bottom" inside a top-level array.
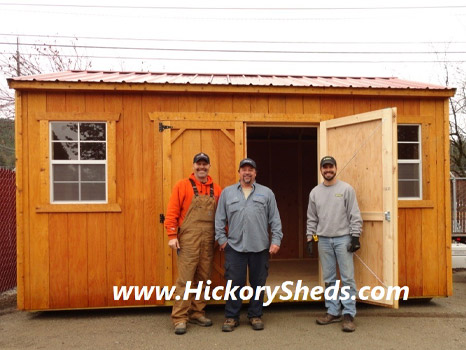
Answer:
[{"left": 1, "top": 270, "right": 465, "bottom": 350}]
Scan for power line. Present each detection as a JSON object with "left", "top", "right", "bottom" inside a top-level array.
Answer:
[
  {"left": 1, "top": 41, "right": 464, "bottom": 55},
  {"left": 1, "top": 3, "right": 465, "bottom": 10},
  {"left": 1, "top": 33, "right": 465, "bottom": 46},
  {"left": 3, "top": 51, "right": 464, "bottom": 64}
]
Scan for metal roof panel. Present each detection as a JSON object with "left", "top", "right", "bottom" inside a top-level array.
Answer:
[{"left": 9, "top": 70, "right": 450, "bottom": 90}]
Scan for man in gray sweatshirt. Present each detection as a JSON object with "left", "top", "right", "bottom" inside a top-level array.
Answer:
[{"left": 307, "top": 156, "right": 362, "bottom": 332}]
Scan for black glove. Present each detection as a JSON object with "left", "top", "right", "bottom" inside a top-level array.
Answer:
[
  {"left": 306, "top": 240, "right": 313, "bottom": 256},
  {"left": 347, "top": 236, "right": 361, "bottom": 252}
]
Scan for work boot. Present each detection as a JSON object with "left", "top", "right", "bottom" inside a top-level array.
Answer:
[
  {"left": 222, "top": 318, "right": 239, "bottom": 332},
  {"left": 188, "top": 315, "right": 213, "bottom": 327},
  {"left": 249, "top": 317, "right": 264, "bottom": 330},
  {"left": 342, "top": 314, "right": 356, "bottom": 332},
  {"left": 174, "top": 322, "right": 187, "bottom": 335},
  {"left": 316, "top": 313, "right": 342, "bottom": 325}
]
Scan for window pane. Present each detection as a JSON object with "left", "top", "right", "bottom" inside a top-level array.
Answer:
[
  {"left": 398, "top": 180, "right": 420, "bottom": 198},
  {"left": 81, "top": 183, "right": 106, "bottom": 201},
  {"left": 398, "top": 144, "right": 419, "bottom": 160},
  {"left": 80, "top": 143, "right": 106, "bottom": 160},
  {"left": 52, "top": 142, "right": 78, "bottom": 160},
  {"left": 81, "top": 164, "right": 105, "bottom": 181},
  {"left": 51, "top": 122, "right": 78, "bottom": 141},
  {"left": 53, "top": 164, "right": 79, "bottom": 181},
  {"left": 80, "top": 123, "right": 106, "bottom": 141},
  {"left": 398, "top": 125, "right": 419, "bottom": 142},
  {"left": 398, "top": 163, "right": 419, "bottom": 180},
  {"left": 53, "top": 183, "right": 79, "bottom": 201}
]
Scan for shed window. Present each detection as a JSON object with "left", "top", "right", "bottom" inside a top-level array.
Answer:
[
  {"left": 398, "top": 125, "right": 421, "bottom": 199},
  {"left": 50, "top": 122, "right": 107, "bottom": 202}
]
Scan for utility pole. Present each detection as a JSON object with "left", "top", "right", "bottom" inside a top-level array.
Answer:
[{"left": 16, "top": 37, "right": 20, "bottom": 76}]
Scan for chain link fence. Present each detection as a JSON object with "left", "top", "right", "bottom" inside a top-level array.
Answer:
[
  {"left": 0, "top": 166, "right": 16, "bottom": 293},
  {"left": 451, "top": 177, "right": 466, "bottom": 241}
]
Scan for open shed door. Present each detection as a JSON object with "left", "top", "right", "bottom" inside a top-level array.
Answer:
[
  {"left": 160, "top": 120, "right": 244, "bottom": 288},
  {"left": 320, "top": 108, "right": 398, "bottom": 308}
]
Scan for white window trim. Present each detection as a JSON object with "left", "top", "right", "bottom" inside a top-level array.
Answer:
[
  {"left": 398, "top": 124, "right": 422, "bottom": 200},
  {"left": 49, "top": 121, "right": 108, "bottom": 204}
]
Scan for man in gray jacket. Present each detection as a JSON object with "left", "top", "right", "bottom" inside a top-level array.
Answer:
[
  {"left": 215, "top": 158, "right": 283, "bottom": 332},
  {"left": 307, "top": 156, "right": 362, "bottom": 332}
]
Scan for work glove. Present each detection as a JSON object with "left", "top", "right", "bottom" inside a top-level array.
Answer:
[
  {"left": 306, "top": 240, "right": 313, "bottom": 256},
  {"left": 347, "top": 236, "right": 361, "bottom": 252}
]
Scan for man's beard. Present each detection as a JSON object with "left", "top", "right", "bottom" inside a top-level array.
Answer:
[{"left": 242, "top": 176, "right": 252, "bottom": 184}]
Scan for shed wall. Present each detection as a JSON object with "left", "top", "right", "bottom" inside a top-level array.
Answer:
[{"left": 17, "top": 90, "right": 451, "bottom": 310}]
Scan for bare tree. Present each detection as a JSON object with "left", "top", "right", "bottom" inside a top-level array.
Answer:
[
  {"left": 0, "top": 38, "right": 92, "bottom": 119},
  {"left": 443, "top": 63, "right": 466, "bottom": 176}
]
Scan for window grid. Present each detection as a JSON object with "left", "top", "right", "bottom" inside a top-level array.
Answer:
[
  {"left": 398, "top": 124, "right": 422, "bottom": 200},
  {"left": 49, "top": 122, "right": 108, "bottom": 204}
]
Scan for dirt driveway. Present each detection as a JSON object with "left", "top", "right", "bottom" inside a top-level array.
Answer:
[{"left": 1, "top": 270, "right": 465, "bottom": 350}]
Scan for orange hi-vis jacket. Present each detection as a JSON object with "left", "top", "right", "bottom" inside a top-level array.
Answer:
[{"left": 165, "top": 173, "right": 222, "bottom": 240}]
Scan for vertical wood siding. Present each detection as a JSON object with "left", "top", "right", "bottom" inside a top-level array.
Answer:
[{"left": 18, "top": 91, "right": 451, "bottom": 309}]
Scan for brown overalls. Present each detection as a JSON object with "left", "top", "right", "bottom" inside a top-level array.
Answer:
[{"left": 171, "top": 179, "right": 216, "bottom": 325}]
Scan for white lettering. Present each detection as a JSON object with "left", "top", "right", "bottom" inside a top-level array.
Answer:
[
  {"left": 371, "top": 286, "right": 386, "bottom": 301},
  {"left": 184, "top": 281, "right": 203, "bottom": 300},
  {"left": 310, "top": 285, "right": 324, "bottom": 300},
  {"left": 263, "top": 286, "right": 281, "bottom": 306},
  {"left": 280, "top": 281, "right": 294, "bottom": 301},
  {"left": 254, "top": 286, "right": 267, "bottom": 300},
  {"left": 340, "top": 286, "right": 351, "bottom": 301},
  {"left": 324, "top": 280, "right": 341, "bottom": 300},
  {"left": 358, "top": 286, "right": 371, "bottom": 301},
  {"left": 224, "top": 280, "right": 239, "bottom": 301},
  {"left": 134, "top": 286, "right": 155, "bottom": 301},
  {"left": 294, "top": 280, "right": 310, "bottom": 301},
  {"left": 387, "top": 285, "right": 409, "bottom": 301},
  {"left": 112, "top": 281, "right": 409, "bottom": 303},
  {"left": 113, "top": 286, "right": 134, "bottom": 301},
  {"left": 211, "top": 286, "right": 224, "bottom": 301},
  {"left": 204, "top": 280, "right": 212, "bottom": 301},
  {"left": 239, "top": 286, "right": 254, "bottom": 300}
]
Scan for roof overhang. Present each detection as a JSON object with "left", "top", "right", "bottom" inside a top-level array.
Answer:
[{"left": 7, "top": 80, "right": 456, "bottom": 98}]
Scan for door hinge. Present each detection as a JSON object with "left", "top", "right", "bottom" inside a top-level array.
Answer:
[
  {"left": 160, "top": 214, "right": 165, "bottom": 223},
  {"left": 159, "top": 122, "right": 173, "bottom": 132},
  {"left": 384, "top": 211, "right": 391, "bottom": 222}
]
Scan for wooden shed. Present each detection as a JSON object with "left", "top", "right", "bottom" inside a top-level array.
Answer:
[{"left": 8, "top": 71, "right": 455, "bottom": 311}]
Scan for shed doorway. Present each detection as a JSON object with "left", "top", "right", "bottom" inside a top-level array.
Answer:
[{"left": 246, "top": 126, "right": 320, "bottom": 298}]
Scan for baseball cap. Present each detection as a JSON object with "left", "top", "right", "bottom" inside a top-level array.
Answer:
[
  {"left": 193, "top": 152, "right": 210, "bottom": 164},
  {"left": 239, "top": 158, "right": 257, "bottom": 169},
  {"left": 320, "top": 156, "right": 337, "bottom": 167}
]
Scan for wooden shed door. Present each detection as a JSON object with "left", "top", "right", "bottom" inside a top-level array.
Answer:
[
  {"left": 319, "top": 108, "right": 399, "bottom": 308},
  {"left": 161, "top": 120, "right": 244, "bottom": 288}
]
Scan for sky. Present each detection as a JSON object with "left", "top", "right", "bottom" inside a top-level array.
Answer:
[{"left": 1, "top": 0, "right": 466, "bottom": 86}]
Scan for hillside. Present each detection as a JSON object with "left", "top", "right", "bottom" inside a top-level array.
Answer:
[{"left": 0, "top": 119, "right": 14, "bottom": 168}]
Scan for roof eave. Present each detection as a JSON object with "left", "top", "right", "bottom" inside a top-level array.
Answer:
[{"left": 7, "top": 79, "right": 457, "bottom": 98}]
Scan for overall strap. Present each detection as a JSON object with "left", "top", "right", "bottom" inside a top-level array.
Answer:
[
  {"left": 189, "top": 178, "right": 214, "bottom": 198},
  {"left": 188, "top": 178, "right": 199, "bottom": 197}
]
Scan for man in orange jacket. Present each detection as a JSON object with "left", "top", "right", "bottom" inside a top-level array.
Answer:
[{"left": 165, "top": 152, "right": 222, "bottom": 335}]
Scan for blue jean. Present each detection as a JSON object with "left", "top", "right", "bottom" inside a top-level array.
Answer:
[
  {"left": 223, "top": 245, "right": 269, "bottom": 320},
  {"left": 318, "top": 235, "right": 357, "bottom": 318}
]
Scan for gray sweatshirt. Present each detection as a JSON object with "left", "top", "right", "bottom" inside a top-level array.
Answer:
[{"left": 306, "top": 180, "right": 362, "bottom": 239}]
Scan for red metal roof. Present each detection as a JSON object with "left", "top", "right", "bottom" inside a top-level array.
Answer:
[{"left": 9, "top": 70, "right": 450, "bottom": 90}]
